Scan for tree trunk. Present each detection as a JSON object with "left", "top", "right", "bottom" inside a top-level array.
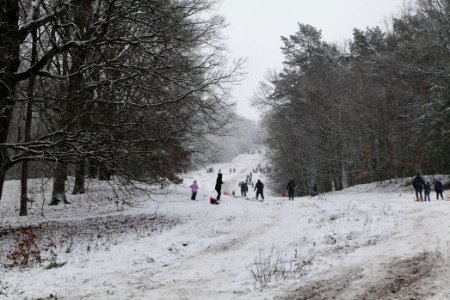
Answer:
[
  {"left": 50, "top": 162, "right": 68, "bottom": 205},
  {"left": 19, "top": 160, "right": 29, "bottom": 216},
  {"left": 87, "top": 159, "right": 97, "bottom": 178},
  {"left": 0, "top": 0, "right": 20, "bottom": 201},
  {"left": 19, "top": 13, "right": 39, "bottom": 216},
  {"left": 99, "top": 164, "right": 111, "bottom": 181},
  {"left": 72, "top": 161, "right": 86, "bottom": 194},
  {"left": 0, "top": 166, "right": 8, "bottom": 201}
]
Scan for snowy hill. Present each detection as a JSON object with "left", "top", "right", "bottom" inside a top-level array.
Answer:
[{"left": 1, "top": 152, "right": 450, "bottom": 299}]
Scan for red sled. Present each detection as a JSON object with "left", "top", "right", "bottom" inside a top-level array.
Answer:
[{"left": 210, "top": 197, "right": 219, "bottom": 205}]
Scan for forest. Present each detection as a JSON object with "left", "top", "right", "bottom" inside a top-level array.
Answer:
[
  {"left": 0, "top": 0, "right": 242, "bottom": 215},
  {"left": 1, "top": 0, "right": 449, "bottom": 216},
  {"left": 254, "top": 0, "right": 450, "bottom": 195}
]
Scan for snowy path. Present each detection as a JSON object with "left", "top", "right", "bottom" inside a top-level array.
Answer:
[{"left": 1, "top": 153, "right": 450, "bottom": 299}]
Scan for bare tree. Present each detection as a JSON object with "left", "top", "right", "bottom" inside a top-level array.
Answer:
[{"left": 0, "top": 0, "right": 243, "bottom": 207}]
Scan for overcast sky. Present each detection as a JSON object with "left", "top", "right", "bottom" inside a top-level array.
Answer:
[{"left": 217, "top": 0, "right": 407, "bottom": 121}]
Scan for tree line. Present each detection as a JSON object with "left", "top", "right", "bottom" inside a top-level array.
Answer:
[
  {"left": 0, "top": 0, "right": 242, "bottom": 215},
  {"left": 254, "top": 0, "right": 450, "bottom": 195}
]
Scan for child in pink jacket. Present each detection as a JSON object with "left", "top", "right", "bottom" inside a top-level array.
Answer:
[{"left": 190, "top": 180, "right": 199, "bottom": 200}]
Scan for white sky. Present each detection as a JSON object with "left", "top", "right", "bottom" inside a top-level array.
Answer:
[{"left": 217, "top": 0, "right": 407, "bottom": 121}]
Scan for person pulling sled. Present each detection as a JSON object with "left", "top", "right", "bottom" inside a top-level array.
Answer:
[{"left": 211, "top": 171, "right": 223, "bottom": 205}]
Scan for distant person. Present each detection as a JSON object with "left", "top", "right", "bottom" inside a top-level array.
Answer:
[
  {"left": 311, "top": 183, "right": 318, "bottom": 197},
  {"left": 424, "top": 182, "right": 431, "bottom": 202},
  {"left": 232, "top": 190, "right": 236, "bottom": 198},
  {"left": 254, "top": 179, "right": 264, "bottom": 201},
  {"left": 434, "top": 179, "right": 444, "bottom": 200},
  {"left": 241, "top": 181, "right": 248, "bottom": 197},
  {"left": 286, "top": 180, "right": 296, "bottom": 200},
  {"left": 190, "top": 180, "right": 199, "bottom": 200},
  {"left": 215, "top": 171, "right": 224, "bottom": 200},
  {"left": 412, "top": 173, "right": 425, "bottom": 201}
]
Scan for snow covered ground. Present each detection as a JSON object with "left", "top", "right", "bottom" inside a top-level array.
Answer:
[{"left": 1, "top": 152, "right": 450, "bottom": 299}]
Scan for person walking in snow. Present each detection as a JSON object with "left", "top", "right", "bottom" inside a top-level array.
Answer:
[
  {"left": 286, "top": 179, "right": 296, "bottom": 200},
  {"left": 190, "top": 180, "right": 199, "bottom": 200},
  {"left": 238, "top": 181, "right": 243, "bottom": 197},
  {"left": 424, "top": 181, "right": 431, "bottom": 202},
  {"left": 413, "top": 173, "right": 425, "bottom": 201},
  {"left": 215, "top": 171, "right": 224, "bottom": 200},
  {"left": 254, "top": 179, "right": 264, "bottom": 201},
  {"left": 311, "top": 183, "right": 318, "bottom": 197},
  {"left": 434, "top": 179, "right": 444, "bottom": 200},
  {"left": 241, "top": 181, "right": 248, "bottom": 197}
]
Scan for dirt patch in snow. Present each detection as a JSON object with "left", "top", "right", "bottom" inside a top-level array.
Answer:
[
  {"left": 0, "top": 213, "right": 180, "bottom": 267},
  {"left": 359, "top": 252, "right": 440, "bottom": 300},
  {"left": 276, "top": 267, "right": 365, "bottom": 300},
  {"left": 277, "top": 252, "right": 440, "bottom": 300}
]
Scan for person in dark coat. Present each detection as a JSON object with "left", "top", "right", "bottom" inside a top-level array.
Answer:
[
  {"left": 241, "top": 181, "right": 248, "bottom": 197},
  {"left": 215, "top": 171, "right": 224, "bottom": 200},
  {"left": 434, "top": 179, "right": 444, "bottom": 200},
  {"left": 254, "top": 179, "right": 264, "bottom": 201},
  {"left": 424, "top": 182, "right": 431, "bottom": 201},
  {"left": 412, "top": 173, "right": 425, "bottom": 201},
  {"left": 311, "top": 183, "right": 318, "bottom": 196},
  {"left": 286, "top": 180, "right": 296, "bottom": 200}
]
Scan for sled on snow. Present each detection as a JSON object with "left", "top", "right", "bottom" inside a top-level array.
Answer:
[{"left": 210, "top": 197, "right": 219, "bottom": 205}]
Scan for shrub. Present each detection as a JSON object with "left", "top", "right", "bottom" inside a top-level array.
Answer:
[
  {"left": 6, "top": 228, "right": 56, "bottom": 268},
  {"left": 249, "top": 245, "right": 314, "bottom": 288}
]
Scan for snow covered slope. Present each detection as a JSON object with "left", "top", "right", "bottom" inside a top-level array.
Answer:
[{"left": 1, "top": 152, "right": 450, "bottom": 299}]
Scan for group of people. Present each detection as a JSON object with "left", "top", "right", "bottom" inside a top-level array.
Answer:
[
  {"left": 189, "top": 169, "right": 266, "bottom": 204},
  {"left": 238, "top": 181, "right": 249, "bottom": 197},
  {"left": 241, "top": 172, "right": 264, "bottom": 200},
  {"left": 412, "top": 173, "right": 444, "bottom": 201},
  {"left": 191, "top": 170, "right": 225, "bottom": 204},
  {"left": 191, "top": 171, "right": 445, "bottom": 204}
]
